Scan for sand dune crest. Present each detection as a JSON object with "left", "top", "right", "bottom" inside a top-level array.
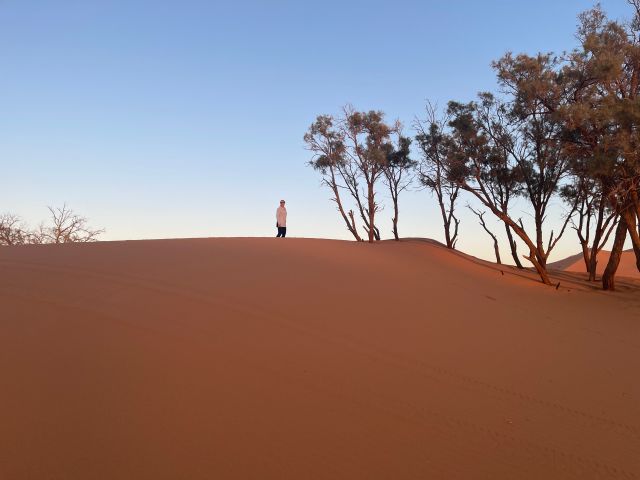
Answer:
[{"left": 1, "top": 238, "right": 638, "bottom": 479}]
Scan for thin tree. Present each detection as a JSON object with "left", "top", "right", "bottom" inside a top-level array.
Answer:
[
  {"left": 415, "top": 103, "right": 461, "bottom": 249},
  {"left": 444, "top": 99, "right": 570, "bottom": 285},
  {"left": 305, "top": 107, "right": 395, "bottom": 243},
  {"left": 0, "top": 213, "right": 27, "bottom": 246},
  {"left": 470, "top": 94, "right": 525, "bottom": 267},
  {"left": 37, "top": 205, "right": 104, "bottom": 244},
  {"left": 467, "top": 205, "right": 501, "bottom": 264},
  {"left": 304, "top": 115, "right": 363, "bottom": 241},
  {"left": 340, "top": 106, "right": 394, "bottom": 242},
  {"left": 603, "top": 215, "right": 629, "bottom": 291},
  {"left": 532, "top": 3, "right": 640, "bottom": 289},
  {"left": 383, "top": 127, "right": 415, "bottom": 240},
  {"left": 561, "top": 175, "right": 618, "bottom": 280},
  {"left": 490, "top": 58, "right": 578, "bottom": 271}
]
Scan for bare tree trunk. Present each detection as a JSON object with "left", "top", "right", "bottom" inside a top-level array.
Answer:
[
  {"left": 580, "top": 243, "right": 590, "bottom": 273},
  {"left": 534, "top": 208, "right": 547, "bottom": 269},
  {"left": 373, "top": 225, "right": 381, "bottom": 241},
  {"left": 588, "top": 250, "right": 599, "bottom": 282},
  {"left": 444, "top": 220, "right": 452, "bottom": 248},
  {"left": 632, "top": 189, "right": 640, "bottom": 236},
  {"left": 622, "top": 208, "right": 640, "bottom": 272},
  {"left": 449, "top": 214, "right": 460, "bottom": 249},
  {"left": 392, "top": 195, "right": 399, "bottom": 241},
  {"left": 362, "top": 213, "right": 381, "bottom": 241},
  {"left": 347, "top": 210, "right": 362, "bottom": 241},
  {"left": 468, "top": 184, "right": 552, "bottom": 285},
  {"left": 448, "top": 187, "right": 460, "bottom": 249},
  {"left": 386, "top": 174, "right": 400, "bottom": 241},
  {"left": 588, "top": 213, "right": 618, "bottom": 281},
  {"left": 486, "top": 203, "right": 551, "bottom": 283},
  {"left": 328, "top": 167, "right": 363, "bottom": 242},
  {"left": 367, "top": 182, "right": 376, "bottom": 243},
  {"left": 468, "top": 206, "right": 501, "bottom": 264},
  {"left": 436, "top": 192, "right": 452, "bottom": 248},
  {"left": 456, "top": 183, "right": 553, "bottom": 283},
  {"left": 524, "top": 248, "right": 552, "bottom": 285},
  {"left": 338, "top": 163, "right": 377, "bottom": 242},
  {"left": 354, "top": 189, "right": 376, "bottom": 242},
  {"left": 436, "top": 190, "right": 458, "bottom": 249},
  {"left": 493, "top": 240, "right": 502, "bottom": 264},
  {"left": 618, "top": 180, "right": 640, "bottom": 270},
  {"left": 587, "top": 202, "right": 605, "bottom": 280},
  {"left": 574, "top": 198, "right": 591, "bottom": 273},
  {"left": 384, "top": 161, "right": 411, "bottom": 242},
  {"left": 602, "top": 216, "right": 628, "bottom": 291},
  {"left": 504, "top": 224, "right": 524, "bottom": 268}
]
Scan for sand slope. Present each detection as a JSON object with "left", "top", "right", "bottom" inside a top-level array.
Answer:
[
  {"left": 1, "top": 238, "right": 639, "bottom": 479},
  {"left": 549, "top": 249, "right": 640, "bottom": 279}
]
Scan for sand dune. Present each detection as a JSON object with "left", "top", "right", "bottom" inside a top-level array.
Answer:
[
  {"left": 549, "top": 249, "right": 640, "bottom": 280},
  {"left": 1, "top": 238, "right": 639, "bottom": 479}
]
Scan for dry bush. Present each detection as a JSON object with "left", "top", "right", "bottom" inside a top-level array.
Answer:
[{"left": 0, "top": 205, "right": 103, "bottom": 246}]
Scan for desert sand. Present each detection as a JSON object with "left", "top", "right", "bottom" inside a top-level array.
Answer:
[
  {"left": 549, "top": 249, "right": 640, "bottom": 280},
  {"left": 1, "top": 238, "right": 639, "bottom": 479}
]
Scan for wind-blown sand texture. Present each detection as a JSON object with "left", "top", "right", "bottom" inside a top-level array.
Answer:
[
  {"left": 1, "top": 238, "right": 639, "bottom": 479},
  {"left": 549, "top": 249, "right": 640, "bottom": 280}
]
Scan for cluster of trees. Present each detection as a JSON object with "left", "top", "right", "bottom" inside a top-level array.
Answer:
[
  {"left": 0, "top": 205, "right": 103, "bottom": 246},
  {"left": 304, "top": 106, "right": 415, "bottom": 243},
  {"left": 306, "top": 2, "right": 640, "bottom": 291}
]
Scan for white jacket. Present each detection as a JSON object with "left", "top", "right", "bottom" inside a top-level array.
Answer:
[{"left": 276, "top": 206, "right": 287, "bottom": 227}]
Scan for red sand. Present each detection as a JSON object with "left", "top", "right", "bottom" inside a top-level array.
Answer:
[
  {"left": 554, "top": 250, "right": 640, "bottom": 280},
  {"left": 1, "top": 238, "right": 639, "bottom": 479}
]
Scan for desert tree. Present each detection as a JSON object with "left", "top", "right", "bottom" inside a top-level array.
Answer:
[
  {"left": 383, "top": 126, "right": 415, "bottom": 240},
  {"left": 603, "top": 185, "right": 640, "bottom": 290},
  {"left": 491, "top": 55, "right": 578, "bottom": 271},
  {"left": 415, "top": 103, "right": 461, "bottom": 249},
  {"left": 444, "top": 96, "right": 574, "bottom": 285},
  {"left": 0, "top": 213, "right": 27, "bottom": 246},
  {"left": 340, "top": 106, "right": 395, "bottom": 242},
  {"left": 469, "top": 94, "right": 526, "bottom": 268},
  {"left": 305, "top": 107, "right": 396, "bottom": 243},
  {"left": 304, "top": 115, "right": 363, "bottom": 241},
  {"left": 547, "top": 2, "right": 640, "bottom": 289},
  {"left": 579, "top": 2, "right": 640, "bottom": 289},
  {"left": 603, "top": 214, "right": 631, "bottom": 290},
  {"left": 1, "top": 206, "right": 103, "bottom": 246},
  {"left": 36, "top": 205, "right": 104, "bottom": 244},
  {"left": 561, "top": 173, "right": 618, "bottom": 280}
]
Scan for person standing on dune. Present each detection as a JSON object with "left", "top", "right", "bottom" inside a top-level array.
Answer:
[{"left": 276, "top": 200, "right": 287, "bottom": 237}]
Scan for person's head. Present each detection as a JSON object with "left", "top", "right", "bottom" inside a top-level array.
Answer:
[{"left": 280, "top": 200, "right": 286, "bottom": 207}]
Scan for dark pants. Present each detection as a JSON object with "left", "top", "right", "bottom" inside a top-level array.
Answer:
[{"left": 277, "top": 226, "right": 287, "bottom": 237}]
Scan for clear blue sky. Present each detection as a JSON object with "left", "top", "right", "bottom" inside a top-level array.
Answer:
[{"left": 0, "top": 0, "right": 631, "bottom": 261}]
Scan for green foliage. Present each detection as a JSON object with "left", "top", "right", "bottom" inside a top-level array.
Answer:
[{"left": 303, "top": 115, "right": 346, "bottom": 174}]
